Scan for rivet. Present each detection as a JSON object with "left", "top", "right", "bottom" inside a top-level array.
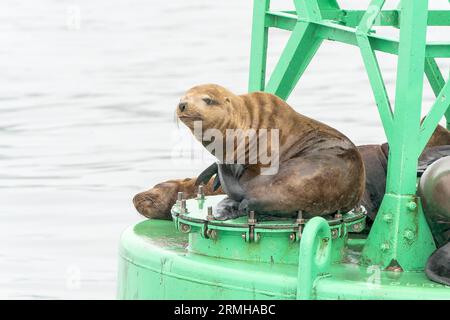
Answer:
[
  {"left": 352, "top": 223, "right": 363, "bottom": 232},
  {"left": 403, "top": 230, "right": 415, "bottom": 240},
  {"left": 380, "top": 243, "right": 390, "bottom": 251},
  {"left": 407, "top": 201, "right": 417, "bottom": 211},
  {"left": 289, "top": 233, "right": 296, "bottom": 241},
  {"left": 180, "top": 223, "right": 191, "bottom": 233},
  {"left": 331, "top": 229, "right": 339, "bottom": 239}
]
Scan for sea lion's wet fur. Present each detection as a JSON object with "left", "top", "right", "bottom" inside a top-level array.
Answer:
[
  {"left": 134, "top": 86, "right": 450, "bottom": 228},
  {"left": 173, "top": 84, "right": 365, "bottom": 219},
  {"left": 134, "top": 84, "right": 366, "bottom": 220},
  {"left": 426, "top": 242, "right": 450, "bottom": 286}
]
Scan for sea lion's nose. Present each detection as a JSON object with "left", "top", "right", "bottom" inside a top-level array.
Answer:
[{"left": 178, "top": 102, "right": 187, "bottom": 112}]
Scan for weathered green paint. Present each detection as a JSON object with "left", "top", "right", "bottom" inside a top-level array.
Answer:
[{"left": 118, "top": 220, "right": 450, "bottom": 299}]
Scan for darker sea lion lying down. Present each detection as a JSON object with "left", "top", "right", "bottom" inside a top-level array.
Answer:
[{"left": 134, "top": 84, "right": 365, "bottom": 220}]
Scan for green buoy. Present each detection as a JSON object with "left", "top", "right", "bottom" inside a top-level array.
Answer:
[{"left": 118, "top": 0, "right": 450, "bottom": 299}]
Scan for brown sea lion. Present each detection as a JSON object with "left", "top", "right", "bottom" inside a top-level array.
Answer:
[
  {"left": 419, "top": 156, "right": 450, "bottom": 286},
  {"left": 134, "top": 84, "right": 365, "bottom": 220}
]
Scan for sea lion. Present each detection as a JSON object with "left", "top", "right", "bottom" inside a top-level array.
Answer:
[
  {"left": 419, "top": 156, "right": 450, "bottom": 286},
  {"left": 419, "top": 155, "right": 450, "bottom": 246},
  {"left": 134, "top": 84, "right": 366, "bottom": 220}
]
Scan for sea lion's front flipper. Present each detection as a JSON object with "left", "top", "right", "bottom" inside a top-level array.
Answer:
[
  {"left": 212, "top": 174, "right": 221, "bottom": 191},
  {"left": 195, "top": 162, "right": 218, "bottom": 186},
  {"left": 213, "top": 197, "right": 245, "bottom": 221},
  {"left": 425, "top": 242, "right": 450, "bottom": 286},
  {"left": 217, "top": 163, "right": 246, "bottom": 202}
]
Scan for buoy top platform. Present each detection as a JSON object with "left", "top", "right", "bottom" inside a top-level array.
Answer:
[{"left": 118, "top": 193, "right": 450, "bottom": 299}]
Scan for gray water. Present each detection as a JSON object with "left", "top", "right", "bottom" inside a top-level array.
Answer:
[{"left": 0, "top": 0, "right": 448, "bottom": 299}]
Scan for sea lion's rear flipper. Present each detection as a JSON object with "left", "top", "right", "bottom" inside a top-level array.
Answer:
[
  {"left": 195, "top": 162, "right": 218, "bottom": 186},
  {"left": 425, "top": 242, "right": 450, "bottom": 286},
  {"left": 213, "top": 196, "right": 245, "bottom": 221},
  {"left": 217, "top": 163, "right": 246, "bottom": 202}
]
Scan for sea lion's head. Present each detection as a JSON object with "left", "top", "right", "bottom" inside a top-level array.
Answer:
[{"left": 176, "top": 84, "right": 237, "bottom": 131}]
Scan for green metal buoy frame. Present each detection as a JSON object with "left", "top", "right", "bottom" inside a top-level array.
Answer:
[{"left": 118, "top": 0, "right": 450, "bottom": 299}]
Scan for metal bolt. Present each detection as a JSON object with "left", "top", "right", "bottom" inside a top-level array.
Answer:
[
  {"left": 206, "top": 229, "right": 217, "bottom": 240},
  {"left": 207, "top": 206, "right": 214, "bottom": 221},
  {"left": 176, "top": 191, "right": 183, "bottom": 207},
  {"left": 331, "top": 229, "right": 339, "bottom": 239},
  {"left": 403, "top": 229, "right": 415, "bottom": 241},
  {"left": 334, "top": 211, "right": 343, "bottom": 220},
  {"left": 197, "top": 185, "right": 205, "bottom": 200},
  {"left": 296, "top": 211, "right": 304, "bottom": 239},
  {"left": 180, "top": 199, "right": 187, "bottom": 214},
  {"left": 289, "top": 233, "right": 296, "bottom": 242},
  {"left": 407, "top": 201, "right": 417, "bottom": 211},
  {"left": 296, "top": 211, "right": 304, "bottom": 224},
  {"left": 179, "top": 223, "right": 191, "bottom": 233},
  {"left": 248, "top": 210, "right": 256, "bottom": 225},
  {"left": 352, "top": 223, "right": 363, "bottom": 232},
  {"left": 241, "top": 233, "right": 247, "bottom": 241}
]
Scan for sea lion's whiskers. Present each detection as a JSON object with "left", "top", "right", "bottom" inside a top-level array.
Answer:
[{"left": 173, "top": 109, "right": 180, "bottom": 128}]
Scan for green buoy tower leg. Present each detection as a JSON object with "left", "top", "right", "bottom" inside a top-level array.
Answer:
[
  {"left": 247, "top": 0, "right": 450, "bottom": 272},
  {"left": 361, "top": 0, "right": 436, "bottom": 270}
]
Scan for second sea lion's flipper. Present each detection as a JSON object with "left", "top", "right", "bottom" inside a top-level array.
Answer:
[
  {"left": 195, "top": 162, "right": 218, "bottom": 186},
  {"left": 217, "top": 163, "right": 246, "bottom": 202},
  {"left": 425, "top": 242, "right": 450, "bottom": 286},
  {"left": 212, "top": 174, "right": 221, "bottom": 191}
]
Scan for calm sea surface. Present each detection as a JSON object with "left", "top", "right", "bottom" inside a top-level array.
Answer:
[{"left": 0, "top": 0, "right": 448, "bottom": 299}]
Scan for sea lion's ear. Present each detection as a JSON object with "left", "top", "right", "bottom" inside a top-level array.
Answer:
[{"left": 224, "top": 97, "right": 231, "bottom": 104}]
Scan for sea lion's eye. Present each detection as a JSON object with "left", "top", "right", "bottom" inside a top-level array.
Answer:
[{"left": 203, "top": 98, "right": 215, "bottom": 105}]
